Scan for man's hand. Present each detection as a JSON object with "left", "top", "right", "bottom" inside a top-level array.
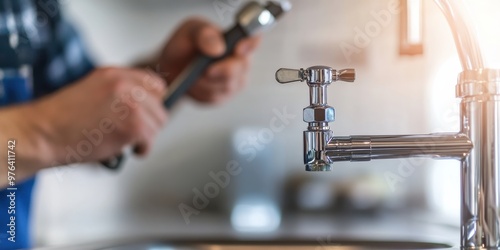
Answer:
[
  {"left": 38, "top": 67, "right": 168, "bottom": 162},
  {"left": 157, "top": 18, "right": 261, "bottom": 104},
  {"left": 0, "top": 67, "right": 168, "bottom": 185}
]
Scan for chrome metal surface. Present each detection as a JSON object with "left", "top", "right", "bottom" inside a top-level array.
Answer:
[
  {"left": 309, "top": 85, "right": 328, "bottom": 105},
  {"left": 97, "top": 241, "right": 453, "bottom": 250},
  {"left": 276, "top": 67, "right": 355, "bottom": 85},
  {"left": 276, "top": 67, "right": 355, "bottom": 172},
  {"left": 271, "top": 0, "right": 292, "bottom": 13},
  {"left": 434, "top": 0, "right": 483, "bottom": 70},
  {"left": 459, "top": 69, "right": 500, "bottom": 248},
  {"left": 327, "top": 133, "right": 472, "bottom": 162},
  {"left": 277, "top": 64, "right": 499, "bottom": 247},
  {"left": 279, "top": 64, "right": 500, "bottom": 247},
  {"left": 274, "top": 0, "right": 491, "bottom": 248},
  {"left": 304, "top": 130, "right": 333, "bottom": 171},
  {"left": 276, "top": 49, "right": 496, "bottom": 250},
  {"left": 303, "top": 106, "right": 335, "bottom": 123},
  {"left": 236, "top": 1, "right": 291, "bottom": 36},
  {"left": 275, "top": 68, "right": 306, "bottom": 83},
  {"left": 457, "top": 69, "right": 500, "bottom": 98},
  {"left": 335, "top": 68, "right": 356, "bottom": 82},
  {"left": 308, "top": 66, "right": 334, "bottom": 85}
]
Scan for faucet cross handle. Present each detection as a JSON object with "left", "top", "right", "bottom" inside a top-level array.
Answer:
[{"left": 276, "top": 66, "right": 355, "bottom": 85}]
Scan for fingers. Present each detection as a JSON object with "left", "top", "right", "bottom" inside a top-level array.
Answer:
[
  {"left": 172, "top": 18, "right": 226, "bottom": 58},
  {"left": 112, "top": 68, "right": 168, "bottom": 157},
  {"left": 127, "top": 68, "right": 168, "bottom": 99},
  {"left": 132, "top": 106, "right": 157, "bottom": 156},
  {"left": 185, "top": 22, "right": 259, "bottom": 104},
  {"left": 194, "top": 22, "right": 261, "bottom": 58},
  {"left": 235, "top": 36, "right": 262, "bottom": 57},
  {"left": 195, "top": 24, "right": 226, "bottom": 57},
  {"left": 133, "top": 97, "right": 167, "bottom": 156},
  {"left": 189, "top": 56, "right": 250, "bottom": 104},
  {"left": 131, "top": 70, "right": 168, "bottom": 156},
  {"left": 207, "top": 56, "right": 249, "bottom": 93}
]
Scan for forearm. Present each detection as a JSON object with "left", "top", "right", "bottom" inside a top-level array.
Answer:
[{"left": 0, "top": 104, "right": 55, "bottom": 188}]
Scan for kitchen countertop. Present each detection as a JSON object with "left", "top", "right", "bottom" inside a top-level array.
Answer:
[{"left": 31, "top": 212, "right": 460, "bottom": 249}]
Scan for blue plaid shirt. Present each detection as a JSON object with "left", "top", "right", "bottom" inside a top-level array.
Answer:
[{"left": 0, "top": 0, "right": 94, "bottom": 248}]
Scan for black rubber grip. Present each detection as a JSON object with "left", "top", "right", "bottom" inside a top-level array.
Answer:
[
  {"left": 101, "top": 25, "right": 248, "bottom": 170},
  {"left": 164, "top": 25, "right": 247, "bottom": 109},
  {"left": 100, "top": 154, "right": 124, "bottom": 170}
]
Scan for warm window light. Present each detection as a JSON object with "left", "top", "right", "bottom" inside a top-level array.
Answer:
[
  {"left": 407, "top": 0, "right": 423, "bottom": 44},
  {"left": 400, "top": 0, "right": 424, "bottom": 55},
  {"left": 427, "top": 57, "right": 461, "bottom": 222}
]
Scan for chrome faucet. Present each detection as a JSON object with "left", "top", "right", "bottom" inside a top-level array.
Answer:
[{"left": 275, "top": 1, "right": 500, "bottom": 248}]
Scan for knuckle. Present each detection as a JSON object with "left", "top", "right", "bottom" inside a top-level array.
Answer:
[
  {"left": 115, "top": 125, "right": 135, "bottom": 143},
  {"left": 109, "top": 79, "right": 129, "bottom": 96},
  {"left": 226, "top": 63, "right": 239, "bottom": 76},
  {"left": 145, "top": 74, "right": 166, "bottom": 91},
  {"left": 215, "top": 65, "right": 232, "bottom": 79},
  {"left": 128, "top": 119, "right": 145, "bottom": 137},
  {"left": 126, "top": 101, "right": 141, "bottom": 115}
]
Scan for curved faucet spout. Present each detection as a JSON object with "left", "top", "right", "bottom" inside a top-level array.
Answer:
[{"left": 434, "top": 0, "right": 484, "bottom": 70}]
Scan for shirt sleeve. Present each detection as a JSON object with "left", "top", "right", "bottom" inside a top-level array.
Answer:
[{"left": 33, "top": 1, "right": 95, "bottom": 98}]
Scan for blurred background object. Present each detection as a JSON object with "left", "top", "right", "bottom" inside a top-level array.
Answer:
[
  {"left": 31, "top": 0, "right": 500, "bottom": 247},
  {"left": 399, "top": 0, "right": 424, "bottom": 55}
]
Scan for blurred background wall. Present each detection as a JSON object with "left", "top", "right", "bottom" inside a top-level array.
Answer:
[{"left": 30, "top": 0, "right": 500, "bottom": 247}]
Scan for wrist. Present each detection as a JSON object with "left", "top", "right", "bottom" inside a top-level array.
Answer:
[
  {"left": 0, "top": 104, "right": 57, "bottom": 184},
  {"left": 0, "top": 103, "right": 59, "bottom": 170},
  {"left": 26, "top": 100, "right": 66, "bottom": 168}
]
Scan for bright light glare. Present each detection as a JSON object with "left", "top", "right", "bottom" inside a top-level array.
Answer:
[
  {"left": 429, "top": 56, "right": 461, "bottom": 133},
  {"left": 231, "top": 198, "right": 281, "bottom": 233},
  {"left": 407, "top": 0, "right": 422, "bottom": 45},
  {"left": 427, "top": 57, "right": 461, "bottom": 221},
  {"left": 258, "top": 10, "right": 273, "bottom": 26}
]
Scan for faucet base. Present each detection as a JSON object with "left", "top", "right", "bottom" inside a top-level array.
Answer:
[{"left": 306, "top": 163, "right": 332, "bottom": 172}]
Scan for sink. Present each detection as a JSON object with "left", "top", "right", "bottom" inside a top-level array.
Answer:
[
  {"left": 97, "top": 239, "right": 454, "bottom": 250},
  {"left": 30, "top": 214, "right": 459, "bottom": 250}
]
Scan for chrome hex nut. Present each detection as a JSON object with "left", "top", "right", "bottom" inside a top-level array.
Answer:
[{"left": 303, "top": 106, "right": 335, "bottom": 123}]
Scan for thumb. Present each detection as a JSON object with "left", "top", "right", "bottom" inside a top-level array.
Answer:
[{"left": 195, "top": 24, "right": 226, "bottom": 57}]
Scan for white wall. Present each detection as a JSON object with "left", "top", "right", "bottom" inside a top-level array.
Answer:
[{"left": 31, "top": 0, "right": 500, "bottom": 247}]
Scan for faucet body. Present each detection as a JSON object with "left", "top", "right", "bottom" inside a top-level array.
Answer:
[
  {"left": 458, "top": 70, "right": 500, "bottom": 248},
  {"left": 326, "top": 69, "right": 500, "bottom": 248},
  {"left": 275, "top": 0, "right": 499, "bottom": 246},
  {"left": 276, "top": 67, "right": 500, "bottom": 249},
  {"left": 433, "top": 0, "right": 499, "bottom": 246},
  {"left": 276, "top": 0, "right": 500, "bottom": 247}
]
